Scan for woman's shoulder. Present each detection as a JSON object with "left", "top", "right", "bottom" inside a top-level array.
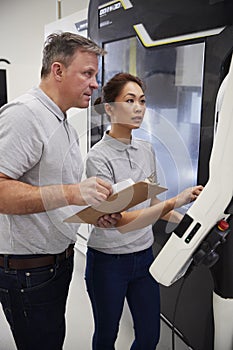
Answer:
[
  {"left": 87, "top": 138, "right": 110, "bottom": 159},
  {"left": 134, "top": 137, "right": 154, "bottom": 150},
  {"left": 89, "top": 138, "right": 106, "bottom": 150}
]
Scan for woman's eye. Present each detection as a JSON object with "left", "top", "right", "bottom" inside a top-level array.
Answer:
[
  {"left": 140, "top": 99, "right": 146, "bottom": 104},
  {"left": 126, "top": 99, "right": 134, "bottom": 103}
]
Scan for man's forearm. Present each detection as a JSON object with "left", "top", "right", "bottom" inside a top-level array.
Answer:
[{"left": 0, "top": 179, "right": 77, "bottom": 215}]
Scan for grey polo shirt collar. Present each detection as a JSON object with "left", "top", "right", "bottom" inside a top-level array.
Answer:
[
  {"left": 103, "top": 131, "right": 139, "bottom": 151},
  {"left": 29, "top": 86, "right": 66, "bottom": 122}
]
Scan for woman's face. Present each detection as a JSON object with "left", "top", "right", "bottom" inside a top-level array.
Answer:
[{"left": 106, "top": 81, "right": 146, "bottom": 129}]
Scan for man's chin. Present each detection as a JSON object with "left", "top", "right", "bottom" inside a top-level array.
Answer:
[{"left": 77, "top": 102, "right": 90, "bottom": 109}]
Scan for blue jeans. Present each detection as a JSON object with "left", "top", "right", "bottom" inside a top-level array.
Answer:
[
  {"left": 0, "top": 254, "right": 74, "bottom": 350},
  {"left": 85, "top": 246, "right": 160, "bottom": 350}
]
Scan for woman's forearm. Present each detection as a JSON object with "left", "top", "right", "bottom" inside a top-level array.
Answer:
[{"left": 115, "top": 197, "right": 177, "bottom": 233}]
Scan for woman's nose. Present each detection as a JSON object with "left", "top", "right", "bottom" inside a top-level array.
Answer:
[{"left": 134, "top": 102, "right": 143, "bottom": 112}]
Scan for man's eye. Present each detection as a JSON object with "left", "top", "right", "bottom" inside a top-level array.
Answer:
[
  {"left": 84, "top": 71, "right": 92, "bottom": 77},
  {"left": 140, "top": 99, "right": 146, "bottom": 104}
]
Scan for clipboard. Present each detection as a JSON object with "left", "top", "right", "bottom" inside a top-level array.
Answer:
[{"left": 64, "top": 181, "right": 167, "bottom": 225}]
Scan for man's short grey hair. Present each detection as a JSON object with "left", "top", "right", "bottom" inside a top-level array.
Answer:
[{"left": 41, "top": 31, "right": 106, "bottom": 78}]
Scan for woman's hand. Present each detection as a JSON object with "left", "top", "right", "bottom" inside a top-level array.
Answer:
[
  {"left": 174, "top": 185, "right": 203, "bottom": 208},
  {"left": 96, "top": 213, "right": 122, "bottom": 228}
]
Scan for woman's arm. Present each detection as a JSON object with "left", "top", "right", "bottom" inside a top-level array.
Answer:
[
  {"left": 150, "top": 197, "right": 183, "bottom": 223},
  {"left": 111, "top": 185, "right": 203, "bottom": 233}
]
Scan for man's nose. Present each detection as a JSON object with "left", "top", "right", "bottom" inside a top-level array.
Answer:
[{"left": 90, "top": 76, "right": 99, "bottom": 89}]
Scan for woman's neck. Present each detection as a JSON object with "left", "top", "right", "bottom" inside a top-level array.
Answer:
[{"left": 108, "top": 125, "right": 132, "bottom": 144}]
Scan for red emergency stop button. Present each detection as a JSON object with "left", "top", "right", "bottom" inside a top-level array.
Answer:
[{"left": 217, "top": 220, "right": 229, "bottom": 231}]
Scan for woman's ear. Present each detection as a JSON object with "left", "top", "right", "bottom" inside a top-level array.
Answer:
[{"left": 104, "top": 103, "right": 112, "bottom": 116}]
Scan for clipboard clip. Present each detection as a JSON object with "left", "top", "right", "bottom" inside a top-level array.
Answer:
[{"left": 145, "top": 171, "right": 158, "bottom": 184}]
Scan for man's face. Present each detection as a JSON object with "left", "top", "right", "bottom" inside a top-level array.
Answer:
[{"left": 61, "top": 50, "right": 99, "bottom": 110}]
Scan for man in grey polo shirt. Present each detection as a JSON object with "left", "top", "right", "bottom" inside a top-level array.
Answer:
[{"left": 0, "top": 32, "right": 116, "bottom": 350}]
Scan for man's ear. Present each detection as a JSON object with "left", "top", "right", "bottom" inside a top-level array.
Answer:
[{"left": 51, "top": 62, "right": 63, "bottom": 81}]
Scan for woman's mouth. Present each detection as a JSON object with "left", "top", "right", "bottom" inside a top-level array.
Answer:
[{"left": 131, "top": 117, "right": 142, "bottom": 122}]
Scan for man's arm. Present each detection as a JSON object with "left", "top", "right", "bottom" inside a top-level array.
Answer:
[{"left": 0, "top": 173, "right": 112, "bottom": 215}]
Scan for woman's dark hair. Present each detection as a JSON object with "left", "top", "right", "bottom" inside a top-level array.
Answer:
[{"left": 94, "top": 72, "right": 146, "bottom": 115}]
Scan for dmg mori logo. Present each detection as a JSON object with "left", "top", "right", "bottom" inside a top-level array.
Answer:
[{"left": 99, "top": 2, "right": 122, "bottom": 17}]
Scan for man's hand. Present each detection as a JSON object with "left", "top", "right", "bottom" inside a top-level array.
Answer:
[{"left": 76, "top": 177, "right": 113, "bottom": 206}]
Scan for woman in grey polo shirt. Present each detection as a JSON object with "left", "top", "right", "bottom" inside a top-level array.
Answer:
[{"left": 85, "top": 72, "right": 203, "bottom": 350}]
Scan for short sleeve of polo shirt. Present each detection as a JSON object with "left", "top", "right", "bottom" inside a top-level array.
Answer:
[
  {"left": 86, "top": 152, "right": 115, "bottom": 185},
  {"left": 0, "top": 103, "right": 43, "bottom": 179}
]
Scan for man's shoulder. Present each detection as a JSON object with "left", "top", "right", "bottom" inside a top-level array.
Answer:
[{"left": 0, "top": 89, "right": 38, "bottom": 113}]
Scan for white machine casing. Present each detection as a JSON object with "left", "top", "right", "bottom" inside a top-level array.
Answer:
[{"left": 149, "top": 53, "right": 233, "bottom": 286}]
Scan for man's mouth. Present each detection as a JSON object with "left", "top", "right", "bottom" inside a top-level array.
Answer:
[{"left": 84, "top": 93, "right": 91, "bottom": 100}]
